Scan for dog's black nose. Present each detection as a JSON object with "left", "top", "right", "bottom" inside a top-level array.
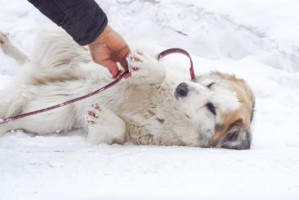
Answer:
[{"left": 176, "top": 82, "right": 188, "bottom": 97}]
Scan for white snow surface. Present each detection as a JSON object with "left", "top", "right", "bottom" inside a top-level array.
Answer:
[{"left": 1, "top": 0, "right": 299, "bottom": 199}]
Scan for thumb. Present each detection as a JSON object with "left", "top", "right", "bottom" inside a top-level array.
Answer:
[{"left": 119, "top": 58, "right": 129, "bottom": 71}]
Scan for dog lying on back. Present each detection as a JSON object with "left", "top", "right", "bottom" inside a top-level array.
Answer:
[{"left": 0, "top": 30, "right": 255, "bottom": 149}]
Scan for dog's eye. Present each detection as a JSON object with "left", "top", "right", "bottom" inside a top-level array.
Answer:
[
  {"left": 206, "top": 82, "right": 215, "bottom": 88},
  {"left": 206, "top": 102, "right": 216, "bottom": 115}
]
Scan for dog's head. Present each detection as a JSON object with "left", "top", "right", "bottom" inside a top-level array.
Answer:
[{"left": 174, "top": 72, "right": 255, "bottom": 150}]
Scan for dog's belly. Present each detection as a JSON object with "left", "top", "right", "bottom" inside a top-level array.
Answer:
[
  {"left": 18, "top": 101, "right": 79, "bottom": 135},
  {"left": 13, "top": 83, "right": 85, "bottom": 135}
]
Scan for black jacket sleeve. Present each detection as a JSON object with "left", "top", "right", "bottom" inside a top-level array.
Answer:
[{"left": 28, "top": 0, "right": 108, "bottom": 45}]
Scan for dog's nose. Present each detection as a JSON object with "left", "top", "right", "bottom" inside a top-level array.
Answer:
[{"left": 176, "top": 82, "right": 188, "bottom": 97}]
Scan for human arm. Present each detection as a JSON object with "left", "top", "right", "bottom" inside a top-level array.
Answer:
[{"left": 28, "top": 0, "right": 130, "bottom": 77}]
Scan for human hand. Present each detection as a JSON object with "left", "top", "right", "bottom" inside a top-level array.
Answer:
[{"left": 88, "top": 25, "right": 130, "bottom": 78}]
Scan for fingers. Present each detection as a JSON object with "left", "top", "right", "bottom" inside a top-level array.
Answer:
[
  {"left": 88, "top": 25, "right": 131, "bottom": 78},
  {"left": 104, "top": 60, "right": 120, "bottom": 78},
  {"left": 119, "top": 59, "right": 128, "bottom": 70},
  {"left": 117, "top": 44, "right": 130, "bottom": 70}
]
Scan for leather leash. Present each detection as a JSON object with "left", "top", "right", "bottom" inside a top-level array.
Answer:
[{"left": 0, "top": 48, "right": 195, "bottom": 125}]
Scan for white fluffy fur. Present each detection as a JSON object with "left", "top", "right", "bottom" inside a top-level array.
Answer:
[{"left": 0, "top": 29, "right": 241, "bottom": 147}]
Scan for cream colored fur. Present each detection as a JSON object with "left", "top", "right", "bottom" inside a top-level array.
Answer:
[{"left": 0, "top": 30, "right": 254, "bottom": 149}]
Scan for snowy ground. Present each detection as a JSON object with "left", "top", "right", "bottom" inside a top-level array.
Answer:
[{"left": 1, "top": 0, "right": 299, "bottom": 199}]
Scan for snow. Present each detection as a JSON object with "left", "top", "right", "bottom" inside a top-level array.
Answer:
[{"left": 1, "top": 0, "right": 299, "bottom": 199}]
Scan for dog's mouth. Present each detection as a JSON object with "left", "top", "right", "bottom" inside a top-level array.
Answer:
[{"left": 174, "top": 82, "right": 189, "bottom": 100}]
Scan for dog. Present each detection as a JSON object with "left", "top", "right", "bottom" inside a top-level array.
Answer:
[{"left": 0, "top": 29, "right": 255, "bottom": 149}]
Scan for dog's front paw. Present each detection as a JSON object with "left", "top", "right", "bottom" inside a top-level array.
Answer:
[
  {"left": 128, "top": 50, "right": 146, "bottom": 73},
  {"left": 87, "top": 103, "right": 102, "bottom": 125},
  {"left": 128, "top": 50, "right": 165, "bottom": 84},
  {"left": 86, "top": 104, "right": 126, "bottom": 145}
]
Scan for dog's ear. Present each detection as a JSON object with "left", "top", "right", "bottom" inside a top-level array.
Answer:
[{"left": 219, "top": 120, "right": 251, "bottom": 150}]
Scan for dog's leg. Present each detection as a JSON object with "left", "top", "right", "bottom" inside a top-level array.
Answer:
[
  {"left": 0, "top": 85, "right": 35, "bottom": 119},
  {"left": 128, "top": 50, "right": 166, "bottom": 85},
  {"left": 0, "top": 32, "right": 28, "bottom": 64},
  {"left": 0, "top": 32, "right": 31, "bottom": 119},
  {"left": 32, "top": 29, "right": 91, "bottom": 69},
  {"left": 86, "top": 104, "right": 126, "bottom": 144}
]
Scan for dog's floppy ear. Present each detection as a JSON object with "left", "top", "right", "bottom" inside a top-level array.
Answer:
[{"left": 219, "top": 120, "right": 251, "bottom": 150}]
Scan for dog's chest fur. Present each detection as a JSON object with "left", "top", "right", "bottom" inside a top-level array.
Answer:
[{"left": 96, "top": 79, "right": 197, "bottom": 146}]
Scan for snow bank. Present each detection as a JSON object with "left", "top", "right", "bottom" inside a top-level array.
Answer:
[{"left": 102, "top": 0, "right": 299, "bottom": 71}]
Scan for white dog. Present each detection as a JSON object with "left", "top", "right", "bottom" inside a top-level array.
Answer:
[{"left": 0, "top": 30, "right": 255, "bottom": 149}]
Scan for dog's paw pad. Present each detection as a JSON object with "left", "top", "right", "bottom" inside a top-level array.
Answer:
[
  {"left": 128, "top": 50, "right": 147, "bottom": 71},
  {"left": 87, "top": 104, "right": 101, "bottom": 125},
  {"left": 128, "top": 50, "right": 155, "bottom": 81}
]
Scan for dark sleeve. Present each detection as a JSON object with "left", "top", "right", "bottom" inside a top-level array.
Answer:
[{"left": 28, "top": 0, "right": 108, "bottom": 45}]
